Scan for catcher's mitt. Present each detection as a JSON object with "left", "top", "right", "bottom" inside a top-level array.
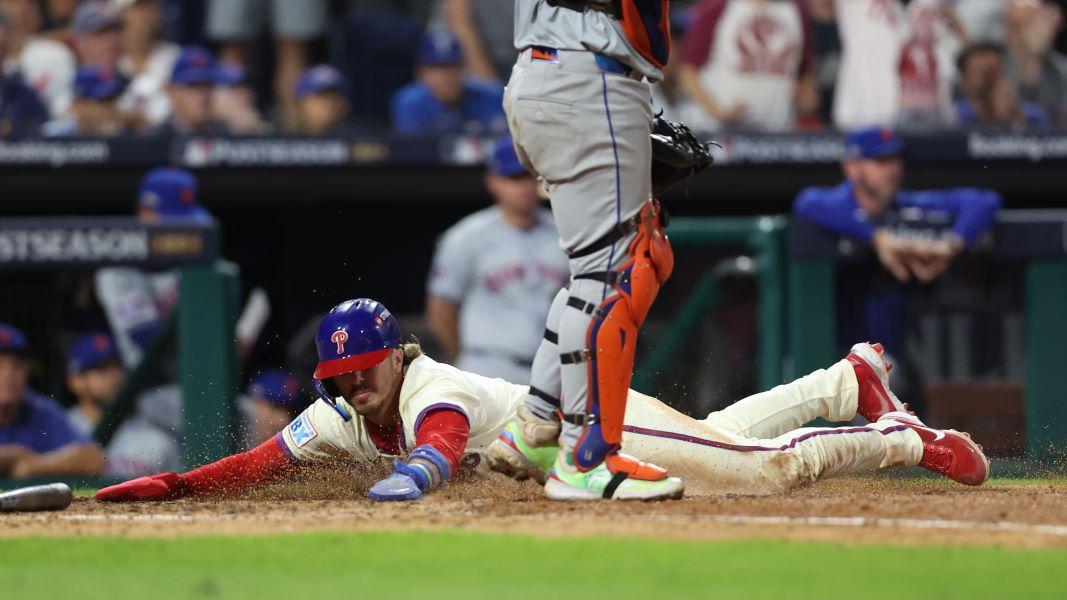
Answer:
[{"left": 651, "top": 116, "right": 715, "bottom": 196}]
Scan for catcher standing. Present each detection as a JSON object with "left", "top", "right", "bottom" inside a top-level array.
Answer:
[{"left": 498, "top": 1, "right": 708, "bottom": 500}]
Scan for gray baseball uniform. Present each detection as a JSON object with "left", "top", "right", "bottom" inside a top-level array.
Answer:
[
  {"left": 507, "top": 1, "right": 671, "bottom": 450},
  {"left": 429, "top": 206, "right": 570, "bottom": 384}
]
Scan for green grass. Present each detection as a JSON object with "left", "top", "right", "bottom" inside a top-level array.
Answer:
[{"left": 2, "top": 531, "right": 1064, "bottom": 599}]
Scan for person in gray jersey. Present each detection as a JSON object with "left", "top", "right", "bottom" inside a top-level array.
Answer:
[
  {"left": 489, "top": 0, "right": 683, "bottom": 501},
  {"left": 426, "top": 135, "right": 570, "bottom": 386}
]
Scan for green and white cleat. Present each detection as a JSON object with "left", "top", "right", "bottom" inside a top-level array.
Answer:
[
  {"left": 544, "top": 451, "right": 685, "bottom": 501},
  {"left": 486, "top": 406, "right": 560, "bottom": 485}
]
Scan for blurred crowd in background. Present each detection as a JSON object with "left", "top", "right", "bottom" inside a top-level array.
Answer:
[{"left": 3, "top": 0, "right": 1067, "bottom": 139}]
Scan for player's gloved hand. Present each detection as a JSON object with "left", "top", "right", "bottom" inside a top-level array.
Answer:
[
  {"left": 368, "top": 469, "right": 424, "bottom": 501},
  {"left": 368, "top": 445, "right": 452, "bottom": 502},
  {"left": 95, "top": 472, "right": 186, "bottom": 502},
  {"left": 651, "top": 115, "right": 715, "bottom": 196}
]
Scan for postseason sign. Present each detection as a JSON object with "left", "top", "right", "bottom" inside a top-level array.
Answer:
[{"left": 0, "top": 218, "right": 217, "bottom": 270}]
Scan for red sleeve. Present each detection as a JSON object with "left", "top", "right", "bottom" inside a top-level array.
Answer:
[
  {"left": 795, "top": 0, "right": 816, "bottom": 77},
  {"left": 414, "top": 408, "right": 470, "bottom": 475},
  {"left": 681, "top": 0, "right": 728, "bottom": 68},
  {"left": 179, "top": 436, "right": 295, "bottom": 496}
]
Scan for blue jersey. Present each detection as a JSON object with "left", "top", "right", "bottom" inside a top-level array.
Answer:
[
  {"left": 793, "top": 181, "right": 1002, "bottom": 245},
  {"left": 391, "top": 77, "right": 507, "bottom": 136},
  {"left": 0, "top": 390, "right": 87, "bottom": 453}
]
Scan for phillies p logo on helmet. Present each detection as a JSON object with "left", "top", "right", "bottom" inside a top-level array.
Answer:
[{"left": 331, "top": 330, "right": 349, "bottom": 355}]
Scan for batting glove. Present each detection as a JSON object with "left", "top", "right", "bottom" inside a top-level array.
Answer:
[{"left": 368, "top": 445, "right": 452, "bottom": 502}]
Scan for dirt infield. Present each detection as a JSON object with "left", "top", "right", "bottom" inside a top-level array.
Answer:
[{"left": 3, "top": 472, "right": 1066, "bottom": 549}]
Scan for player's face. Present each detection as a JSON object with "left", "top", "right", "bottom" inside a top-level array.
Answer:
[
  {"left": 961, "top": 52, "right": 1003, "bottom": 97},
  {"left": 0, "top": 353, "right": 28, "bottom": 426},
  {"left": 330, "top": 349, "right": 403, "bottom": 423},
  {"left": 168, "top": 84, "right": 213, "bottom": 129},
  {"left": 81, "top": 362, "right": 125, "bottom": 406},
  {"left": 847, "top": 156, "right": 902, "bottom": 212},
  {"left": 487, "top": 173, "right": 541, "bottom": 215},
  {"left": 76, "top": 27, "right": 122, "bottom": 69},
  {"left": 299, "top": 93, "right": 348, "bottom": 135},
  {"left": 419, "top": 65, "right": 463, "bottom": 105}
]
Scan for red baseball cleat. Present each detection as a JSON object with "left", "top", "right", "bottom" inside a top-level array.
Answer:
[
  {"left": 846, "top": 342, "right": 910, "bottom": 422},
  {"left": 882, "top": 412, "right": 990, "bottom": 486}
]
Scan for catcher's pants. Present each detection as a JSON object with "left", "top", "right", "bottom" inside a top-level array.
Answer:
[
  {"left": 504, "top": 47, "right": 654, "bottom": 448},
  {"left": 620, "top": 360, "right": 925, "bottom": 495}
]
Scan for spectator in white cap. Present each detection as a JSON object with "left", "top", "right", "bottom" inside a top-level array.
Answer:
[
  {"left": 0, "top": 0, "right": 77, "bottom": 116},
  {"left": 113, "top": 0, "right": 179, "bottom": 131}
]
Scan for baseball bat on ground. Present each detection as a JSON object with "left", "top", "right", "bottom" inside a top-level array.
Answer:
[{"left": 0, "top": 483, "right": 74, "bottom": 512}]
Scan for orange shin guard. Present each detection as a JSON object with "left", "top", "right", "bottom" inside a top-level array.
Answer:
[{"left": 573, "top": 201, "right": 673, "bottom": 471}]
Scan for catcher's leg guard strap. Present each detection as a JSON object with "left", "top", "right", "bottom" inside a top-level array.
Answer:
[
  {"left": 528, "top": 385, "right": 560, "bottom": 409},
  {"left": 573, "top": 201, "right": 674, "bottom": 471}
]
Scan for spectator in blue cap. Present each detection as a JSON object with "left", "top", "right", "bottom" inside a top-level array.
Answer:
[
  {"left": 0, "top": 323, "right": 106, "bottom": 478},
  {"left": 792, "top": 126, "right": 1002, "bottom": 415},
  {"left": 294, "top": 64, "right": 353, "bottom": 135},
  {"left": 41, "top": 66, "right": 129, "bottom": 136},
  {"left": 63, "top": 330, "right": 184, "bottom": 477},
  {"left": 65, "top": 332, "right": 124, "bottom": 437},
  {"left": 391, "top": 28, "right": 507, "bottom": 136},
  {"left": 154, "top": 45, "right": 227, "bottom": 136},
  {"left": 240, "top": 370, "right": 308, "bottom": 448},
  {"left": 425, "top": 135, "right": 569, "bottom": 382},
  {"left": 212, "top": 60, "right": 268, "bottom": 134},
  {"left": 0, "top": 12, "right": 49, "bottom": 137}
]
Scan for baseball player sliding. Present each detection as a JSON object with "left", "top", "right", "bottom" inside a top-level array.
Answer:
[{"left": 96, "top": 298, "right": 988, "bottom": 504}]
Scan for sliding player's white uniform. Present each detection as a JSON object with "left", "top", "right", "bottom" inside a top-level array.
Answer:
[{"left": 277, "top": 352, "right": 922, "bottom": 495}]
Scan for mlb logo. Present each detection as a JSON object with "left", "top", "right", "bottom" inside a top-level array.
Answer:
[{"left": 289, "top": 414, "right": 318, "bottom": 448}]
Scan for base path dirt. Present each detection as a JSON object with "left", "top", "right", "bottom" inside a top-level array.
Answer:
[{"left": 3, "top": 473, "right": 1066, "bottom": 549}]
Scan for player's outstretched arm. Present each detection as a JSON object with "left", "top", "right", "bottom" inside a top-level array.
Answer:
[
  {"left": 96, "top": 437, "right": 294, "bottom": 502},
  {"left": 368, "top": 409, "right": 469, "bottom": 502}
]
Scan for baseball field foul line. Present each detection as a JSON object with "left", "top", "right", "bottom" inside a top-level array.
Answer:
[{"left": 41, "top": 513, "right": 1067, "bottom": 537}]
